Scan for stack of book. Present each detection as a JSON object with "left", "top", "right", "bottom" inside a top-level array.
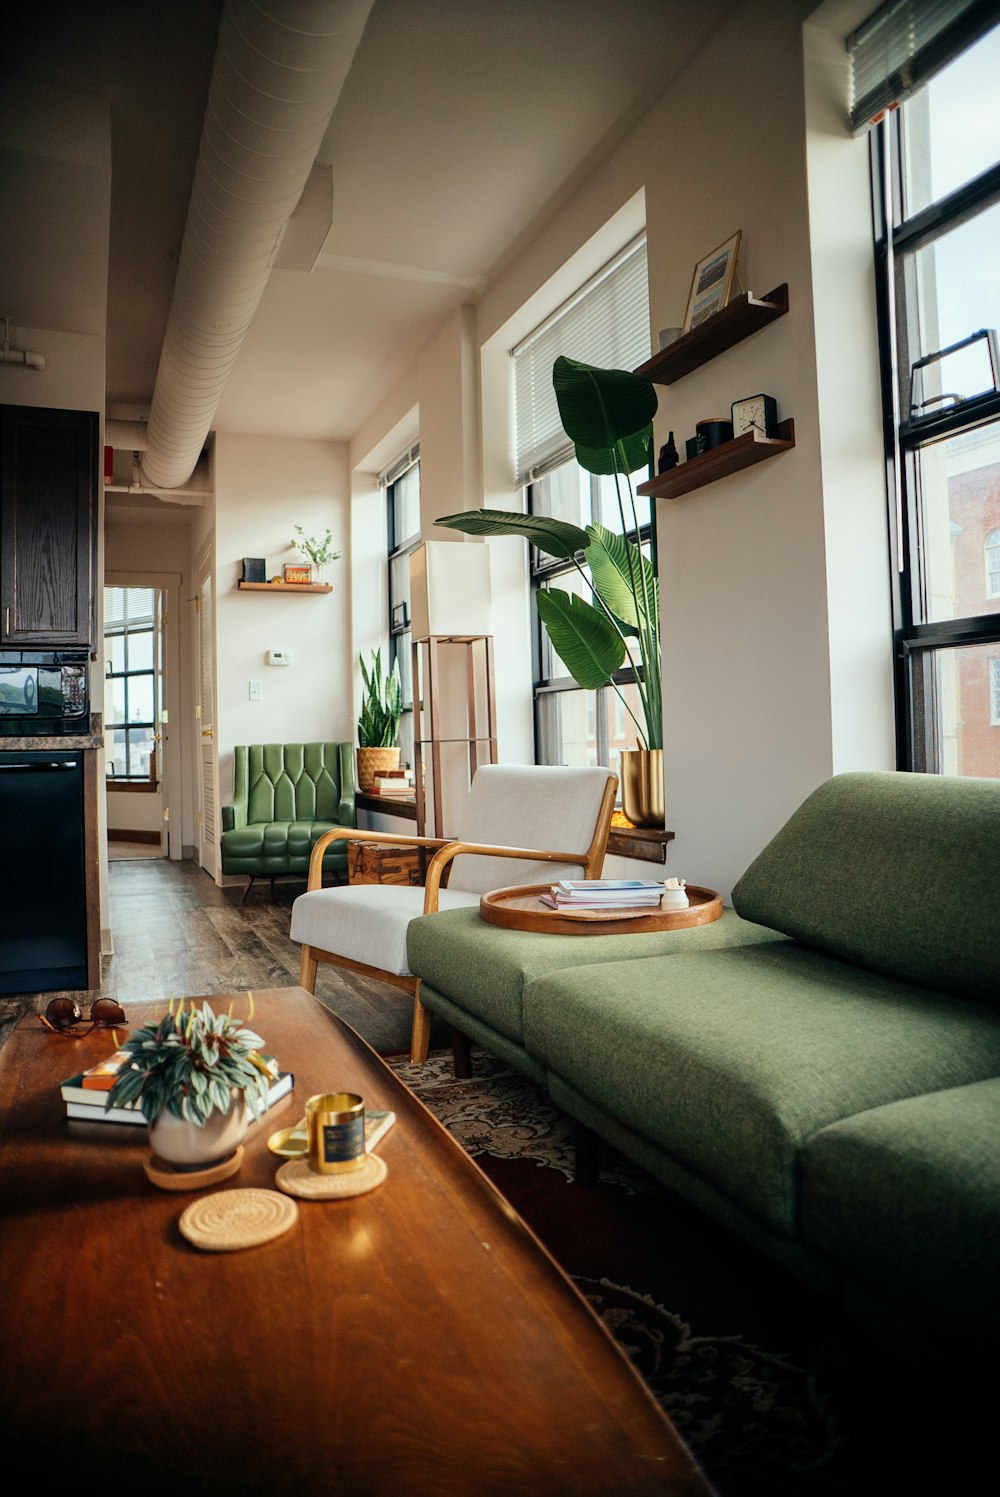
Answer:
[
  {"left": 61, "top": 1052, "right": 294, "bottom": 1126},
  {"left": 539, "top": 879, "right": 668, "bottom": 911}
]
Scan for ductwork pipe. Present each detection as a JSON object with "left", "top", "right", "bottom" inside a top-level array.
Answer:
[
  {"left": 141, "top": 0, "right": 373, "bottom": 492},
  {"left": 1, "top": 318, "right": 45, "bottom": 370},
  {"left": 105, "top": 420, "right": 149, "bottom": 450}
]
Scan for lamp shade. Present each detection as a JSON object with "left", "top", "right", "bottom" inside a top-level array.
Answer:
[{"left": 409, "top": 541, "right": 492, "bottom": 640}]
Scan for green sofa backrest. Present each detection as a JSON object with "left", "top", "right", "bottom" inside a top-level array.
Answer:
[
  {"left": 731, "top": 771, "right": 1000, "bottom": 1005},
  {"left": 237, "top": 743, "right": 355, "bottom": 824}
]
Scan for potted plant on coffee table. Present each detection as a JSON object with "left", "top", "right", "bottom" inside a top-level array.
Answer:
[
  {"left": 106, "top": 1000, "right": 273, "bottom": 1168},
  {"left": 357, "top": 647, "right": 404, "bottom": 791},
  {"left": 435, "top": 355, "right": 664, "bottom": 825}
]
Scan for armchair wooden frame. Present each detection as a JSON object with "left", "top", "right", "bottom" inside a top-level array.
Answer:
[{"left": 297, "top": 773, "right": 618, "bottom": 1063}]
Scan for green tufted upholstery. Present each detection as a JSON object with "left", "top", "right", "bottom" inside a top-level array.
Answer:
[{"left": 220, "top": 743, "right": 355, "bottom": 897}]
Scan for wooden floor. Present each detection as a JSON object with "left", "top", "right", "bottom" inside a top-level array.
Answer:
[{"left": 1, "top": 858, "right": 450, "bottom": 1056}]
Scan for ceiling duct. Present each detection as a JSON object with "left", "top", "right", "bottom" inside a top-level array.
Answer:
[{"left": 141, "top": 0, "right": 373, "bottom": 494}]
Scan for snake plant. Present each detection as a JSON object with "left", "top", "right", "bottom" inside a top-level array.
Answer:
[{"left": 358, "top": 647, "right": 403, "bottom": 747}]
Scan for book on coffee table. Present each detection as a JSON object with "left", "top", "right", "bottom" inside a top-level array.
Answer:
[{"left": 61, "top": 1068, "right": 295, "bottom": 1126}]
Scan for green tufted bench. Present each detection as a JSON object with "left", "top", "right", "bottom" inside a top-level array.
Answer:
[{"left": 220, "top": 743, "right": 356, "bottom": 901}]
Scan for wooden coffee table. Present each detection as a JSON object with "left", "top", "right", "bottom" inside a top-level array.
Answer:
[{"left": 0, "top": 987, "right": 712, "bottom": 1496}]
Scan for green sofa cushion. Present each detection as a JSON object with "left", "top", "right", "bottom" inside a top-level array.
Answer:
[
  {"left": 800, "top": 1078, "right": 1000, "bottom": 1327},
  {"left": 218, "top": 821, "right": 348, "bottom": 875},
  {"left": 407, "top": 905, "right": 786, "bottom": 1047},
  {"left": 731, "top": 771, "right": 1000, "bottom": 1005},
  {"left": 523, "top": 942, "right": 1000, "bottom": 1236}
]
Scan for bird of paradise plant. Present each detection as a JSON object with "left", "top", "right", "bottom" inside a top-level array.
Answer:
[{"left": 436, "top": 355, "right": 661, "bottom": 747}]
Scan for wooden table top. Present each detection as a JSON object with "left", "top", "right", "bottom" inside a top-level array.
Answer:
[{"left": 0, "top": 988, "right": 711, "bottom": 1496}]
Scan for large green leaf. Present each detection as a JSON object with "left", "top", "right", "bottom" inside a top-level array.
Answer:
[
  {"left": 552, "top": 356, "right": 657, "bottom": 474},
  {"left": 573, "top": 429, "right": 653, "bottom": 477},
  {"left": 536, "top": 588, "right": 625, "bottom": 689},
  {"left": 436, "top": 508, "right": 587, "bottom": 562},
  {"left": 584, "top": 523, "right": 658, "bottom": 632}
]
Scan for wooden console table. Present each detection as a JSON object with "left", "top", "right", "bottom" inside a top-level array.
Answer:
[{"left": 0, "top": 988, "right": 711, "bottom": 1496}]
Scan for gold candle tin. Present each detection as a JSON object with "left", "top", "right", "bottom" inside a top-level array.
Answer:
[{"left": 306, "top": 1092, "right": 366, "bottom": 1174}]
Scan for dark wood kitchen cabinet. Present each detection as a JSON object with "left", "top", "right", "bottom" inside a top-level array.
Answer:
[{"left": 1, "top": 404, "right": 98, "bottom": 647}]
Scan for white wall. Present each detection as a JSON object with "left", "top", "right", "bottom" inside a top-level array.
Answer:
[
  {"left": 337, "top": 0, "right": 894, "bottom": 896},
  {"left": 213, "top": 433, "right": 353, "bottom": 851}
]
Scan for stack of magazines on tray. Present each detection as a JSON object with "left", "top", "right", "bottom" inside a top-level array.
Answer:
[{"left": 539, "top": 877, "right": 689, "bottom": 911}]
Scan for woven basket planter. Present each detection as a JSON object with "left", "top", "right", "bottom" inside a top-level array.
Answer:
[{"left": 356, "top": 746, "right": 401, "bottom": 791}]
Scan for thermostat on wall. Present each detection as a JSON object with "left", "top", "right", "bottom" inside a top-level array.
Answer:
[{"left": 268, "top": 648, "right": 293, "bottom": 666}]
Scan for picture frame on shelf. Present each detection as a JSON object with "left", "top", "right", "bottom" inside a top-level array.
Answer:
[
  {"left": 682, "top": 230, "right": 742, "bottom": 333},
  {"left": 283, "top": 563, "right": 313, "bottom": 585}
]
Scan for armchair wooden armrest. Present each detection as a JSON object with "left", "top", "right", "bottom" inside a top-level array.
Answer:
[
  {"left": 306, "top": 826, "right": 450, "bottom": 890},
  {"left": 421, "top": 842, "right": 591, "bottom": 914}
]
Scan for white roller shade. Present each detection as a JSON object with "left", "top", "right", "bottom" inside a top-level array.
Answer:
[{"left": 512, "top": 236, "right": 649, "bottom": 486}]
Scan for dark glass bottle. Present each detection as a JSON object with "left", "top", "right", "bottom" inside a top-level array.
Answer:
[{"left": 658, "top": 431, "right": 679, "bottom": 472}]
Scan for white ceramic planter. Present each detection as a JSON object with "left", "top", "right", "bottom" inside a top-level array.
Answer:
[{"left": 148, "top": 1092, "right": 247, "bottom": 1167}]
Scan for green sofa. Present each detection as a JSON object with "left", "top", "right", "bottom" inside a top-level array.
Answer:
[
  {"left": 220, "top": 743, "right": 356, "bottom": 899},
  {"left": 406, "top": 771, "right": 1000, "bottom": 1374}
]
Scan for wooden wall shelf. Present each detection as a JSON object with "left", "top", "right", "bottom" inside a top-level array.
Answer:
[
  {"left": 237, "top": 581, "right": 332, "bottom": 594},
  {"left": 635, "top": 284, "right": 789, "bottom": 386},
  {"left": 638, "top": 420, "right": 795, "bottom": 500}
]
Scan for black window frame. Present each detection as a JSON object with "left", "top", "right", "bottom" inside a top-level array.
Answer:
[
  {"left": 872, "top": 75, "right": 1000, "bottom": 774},
  {"left": 104, "top": 586, "right": 157, "bottom": 784},
  {"left": 385, "top": 454, "right": 420, "bottom": 759}
]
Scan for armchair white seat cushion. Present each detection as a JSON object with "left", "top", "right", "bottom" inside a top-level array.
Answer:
[
  {"left": 290, "top": 763, "right": 618, "bottom": 1062},
  {"left": 290, "top": 884, "right": 481, "bottom": 978}
]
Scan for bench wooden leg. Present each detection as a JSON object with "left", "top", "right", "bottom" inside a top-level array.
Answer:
[
  {"left": 452, "top": 1028, "right": 472, "bottom": 1079},
  {"left": 299, "top": 946, "right": 318, "bottom": 994},
  {"left": 409, "top": 983, "right": 431, "bottom": 1064},
  {"left": 574, "top": 1122, "right": 601, "bottom": 1187}
]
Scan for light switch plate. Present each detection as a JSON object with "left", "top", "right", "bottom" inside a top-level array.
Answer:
[{"left": 249, "top": 680, "right": 263, "bottom": 701}]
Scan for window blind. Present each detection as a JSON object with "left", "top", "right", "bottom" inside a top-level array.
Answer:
[
  {"left": 512, "top": 235, "right": 649, "bottom": 487},
  {"left": 847, "top": 0, "right": 997, "bottom": 133}
]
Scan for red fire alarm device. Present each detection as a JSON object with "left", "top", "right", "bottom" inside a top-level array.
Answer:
[{"left": 103, "top": 445, "right": 114, "bottom": 484}]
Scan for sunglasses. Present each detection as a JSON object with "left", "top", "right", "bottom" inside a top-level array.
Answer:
[{"left": 38, "top": 998, "right": 127, "bottom": 1036}]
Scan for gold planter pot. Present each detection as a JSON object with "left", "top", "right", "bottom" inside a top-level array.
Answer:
[
  {"left": 356, "top": 745, "right": 401, "bottom": 791},
  {"left": 619, "top": 748, "right": 664, "bottom": 828}
]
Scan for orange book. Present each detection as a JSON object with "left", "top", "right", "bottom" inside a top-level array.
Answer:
[{"left": 80, "top": 1051, "right": 131, "bottom": 1091}]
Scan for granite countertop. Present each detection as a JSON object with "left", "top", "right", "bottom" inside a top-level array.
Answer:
[{"left": 0, "top": 713, "right": 104, "bottom": 752}]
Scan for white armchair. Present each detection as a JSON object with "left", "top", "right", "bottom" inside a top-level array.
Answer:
[{"left": 290, "top": 764, "right": 618, "bottom": 1062}]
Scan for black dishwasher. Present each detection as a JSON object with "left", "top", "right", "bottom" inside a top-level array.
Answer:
[{"left": 0, "top": 750, "right": 87, "bottom": 994}]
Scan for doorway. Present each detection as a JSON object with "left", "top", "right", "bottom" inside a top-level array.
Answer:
[{"left": 103, "top": 583, "right": 166, "bottom": 859}]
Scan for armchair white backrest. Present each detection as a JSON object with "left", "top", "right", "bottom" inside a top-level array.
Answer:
[{"left": 446, "top": 765, "right": 620, "bottom": 894}]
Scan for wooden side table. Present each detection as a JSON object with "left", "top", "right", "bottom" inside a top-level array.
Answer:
[{"left": 347, "top": 840, "right": 428, "bottom": 886}]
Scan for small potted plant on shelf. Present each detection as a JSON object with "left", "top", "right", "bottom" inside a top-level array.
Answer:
[
  {"left": 290, "top": 525, "right": 342, "bottom": 582},
  {"left": 357, "top": 647, "right": 403, "bottom": 791},
  {"left": 436, "top": 355, "right": 664, "bottom": 825},
  {"left": 106, "top": 1000, "right": 273, "bottom": 1167}
]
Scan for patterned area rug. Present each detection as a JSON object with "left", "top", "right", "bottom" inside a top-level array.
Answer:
[{"left": 386, "top": 1051, "right": 970, "bottom": 1497}]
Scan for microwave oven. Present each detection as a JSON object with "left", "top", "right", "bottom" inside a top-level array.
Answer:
[{"left": 0, "top": 650, "right": 89, "bottom": 736}]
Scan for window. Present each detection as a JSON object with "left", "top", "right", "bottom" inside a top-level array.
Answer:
[
  {"left": 991, "top": 658, "right": 1000, "bottom": 725},
  {"left": 986, "top": 529, "right": 1000, "bottom": 597},
  {"left": 104, "top": 587, "right": 158, "bottom": 784},
  {"left": 530, "top": 460, "right": 651, "bottom": 770},
  {"left": 864, "top": 12, "right": 1000, "bottom": 777},
  {"left": 383, "top": 446, "right": 420, "bottom": 765},
  {"left": 512, "top": 235, "right": 652, "bottom": 774}
]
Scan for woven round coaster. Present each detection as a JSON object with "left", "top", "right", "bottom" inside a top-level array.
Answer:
[
  {"left": 178, "top": 1188, "right": 298, "bottom": 1252},
  {"left": 145, "top": 1146, "right": 243, "bottom": 1192},
  {"left": 276, "top": 1152, "right": 388, "bottom": 1200}
]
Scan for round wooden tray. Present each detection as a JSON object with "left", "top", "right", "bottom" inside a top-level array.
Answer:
[{"left": 479, "top": 883, "right": 722, "bottom": 936}]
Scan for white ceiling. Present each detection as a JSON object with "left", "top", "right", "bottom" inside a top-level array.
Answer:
[{"left": 11, "top": 0, "right": 738, "bottom": 452}]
